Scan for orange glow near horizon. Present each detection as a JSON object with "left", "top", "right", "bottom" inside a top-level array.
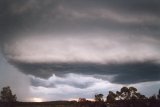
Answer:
[{"left": 32, "top": 98, "right": 43, "bottom": 102}]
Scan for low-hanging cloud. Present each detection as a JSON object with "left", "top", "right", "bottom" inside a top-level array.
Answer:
[
  {"left": 30, "top": 73, "right": 101, "bottom": 89},
  {"left": 4, "top": 33, "right": 160, "bottom": 63},
  {"left": 3, "top": 31, "right": 160, "bottom": 85},
  {"left": 8, "top": 60, "right": 160, "bottom": 84}
]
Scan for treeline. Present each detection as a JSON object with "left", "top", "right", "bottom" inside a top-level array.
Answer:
[
  {"left": 78, "top": 86, "right": 160, "bottom": 102},
  {"left": 78, "top": 86, "right": 160, "bottom": 107},
  {"left": 0, "top": 86, "right": 160, "bottom": 107},
  {"left": 98, "top": 86, "right": 160, "bottom": 102}
]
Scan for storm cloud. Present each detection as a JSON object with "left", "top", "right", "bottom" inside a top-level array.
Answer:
[
  {"left": 1, "top": 0, "right": 160, "bottom": 40},
  {"left": 9, "top": 60, "right": 160, "bottom": 84},
  {"left": 3, "top": 33, "right": 160, "bottom": 84},
  {"left": 0, "top": 0, "right": 160, "bottom": 101}
]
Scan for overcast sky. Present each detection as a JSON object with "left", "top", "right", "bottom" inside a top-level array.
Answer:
[{"left": 0, "top": 0, "right": 160, "bottom": 102}]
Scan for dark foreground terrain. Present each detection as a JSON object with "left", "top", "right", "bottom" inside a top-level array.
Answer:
[{"left": 0, "top": 100, "right": 160, "bottom": 107}]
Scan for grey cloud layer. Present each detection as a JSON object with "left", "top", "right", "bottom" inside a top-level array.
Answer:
[
  {"left": 1, "top": 0, "right": 160, "bottom": 41},
  {"left": 10, "top": 61, "right": 160, "bottom": 84}
]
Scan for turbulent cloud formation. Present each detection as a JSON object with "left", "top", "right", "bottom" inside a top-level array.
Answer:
[
  {"left": 0, "top": 0, "right": 160, "bottom": 101},
  {"left": 3, "top": 33, "right": 160, "bottom": 63},
  {"left": 3, "top": 32, "right": 160, "bottom": 84},
  {"left": 9, "top": 61, "right": 160, "bottom": 84},
  {"left": 30, "top": 74, "right": 122, "bottom": 101},
  {"left": 30, "top": 73, "right": 101, "bottom": 89}
]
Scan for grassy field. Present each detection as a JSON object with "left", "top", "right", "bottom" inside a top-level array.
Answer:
[{"left": 0, "top": 100, "right": 160, "bottom": 107}]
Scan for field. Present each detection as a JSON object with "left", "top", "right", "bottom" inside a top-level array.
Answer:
[{"left": 0, "top": 100, "right": 160, "bottom": 107}]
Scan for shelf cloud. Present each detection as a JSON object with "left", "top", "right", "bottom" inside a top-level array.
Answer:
[{"left": 0, "top": 0, "right": 160, "bottom": 101}]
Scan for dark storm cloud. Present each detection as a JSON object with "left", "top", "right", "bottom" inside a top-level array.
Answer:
[
  {"left": 1, "top": 0, "right": 160, "bottom": 85},
  {"left": 1, "top": 0, "right": 160, "bottom": 41},
  {"left": 10, "top": 60, "right": 160, "bottom": 84},
  {"left": 0, "top": 0, "right": 60, "bottom": 41}
]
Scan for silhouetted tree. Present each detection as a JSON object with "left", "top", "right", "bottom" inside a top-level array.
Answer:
[
  {"left": 116, "top": 91, "right": 121, "bottom": 100},
  {"left": 129, "top": 87, "right": 137, "bottom": 95},
  {"left": 157, "top": 89, "right": 160, "bottom": 100},
  {"left": 95, "top": 94, "right": 104, "bottom": 102},
  {"left": 0, "top": 86, "right": 17, "bottom": 102},
  {"left": 78, "top": 98, "right": 87, "bottom": 102},
  {"left": 149, "top": 94, "right": 157, "bottom": 100},
  {"left": 135, "top": 92, "right": 147, "bottom": 100},
  {"left": 106, "top": 86, "right": 147, "bottom": 103},
  {"left": 106, "top": 91, "right": 116, "bottom": 103},
  {"left": 120, "top": 86, "right": 147, "bottom": 100},
  {"left": 120, "top": 87, "right": 130, "bottom": 100}
]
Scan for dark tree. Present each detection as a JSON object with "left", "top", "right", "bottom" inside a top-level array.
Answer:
[
  {"left": 120, "top": 86, "right": 147, "bottom": 100},
  {"left": 0, "top": 86, "right": 17, "bottom": 102},
  {"left": 149, "top": 94, "right": 157, "bottom": 100},
  {"left": 120, "top": 87, "right": 130, "bottom": 100},
  {"left": 106, "top": 91, "right": 117, "bottom": 103},
  {"left": 157, "top": 89, "right": 160, "bottom": 100},
  {"left": 78, "top": 98, "right": 87, "bottom": 102},
  {"left": 106, "top": 86, "right": 147, "bottom": 103},
  {"left": 135, "top": 92, "right": 147, "bottom": 100},
  {"left": 95, "top": 94, "right": 104, "bottom": 102}
]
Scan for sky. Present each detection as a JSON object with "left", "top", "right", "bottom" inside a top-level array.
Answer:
[{"left": 0, "top": 0, "right": 160, "bottom": 102}]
